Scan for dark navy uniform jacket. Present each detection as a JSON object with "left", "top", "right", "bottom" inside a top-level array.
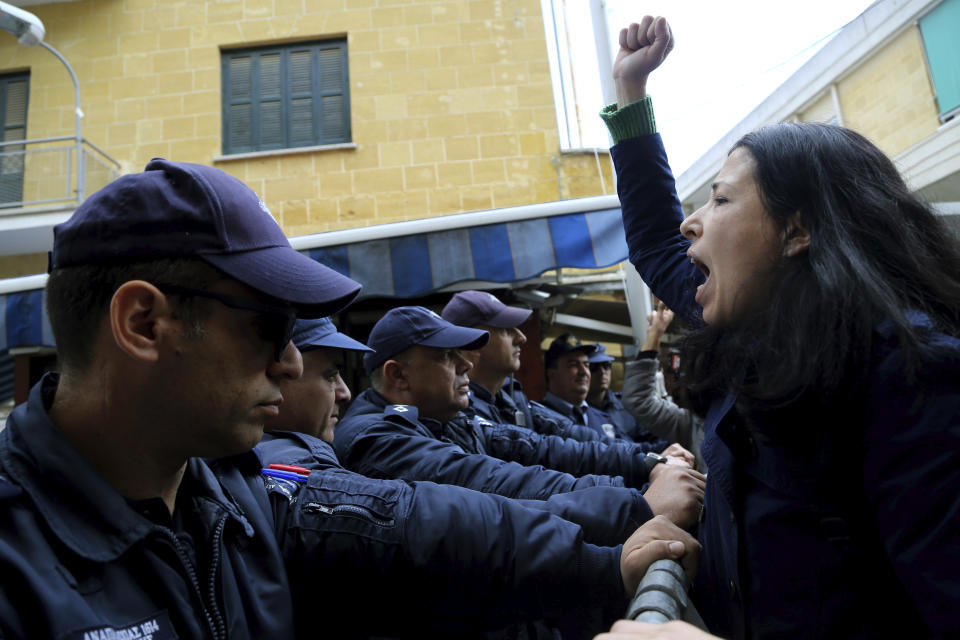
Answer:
[
  {"left": 541, "top": 392, "right": 640, "bottom": 445},
  {"left": 591, "top": 389, "right": 668, "bottom": 450},
  {"left": 613, "top": 126, "right": 960, "bottom": 639},
  {"left": 334, "top": 388, "right": 656, "bottom": 498},
  {"left": 0, "top": 374, "right": 631, "bottom": 639},
  {"left": 466, "top": 379, "right": 603, "bottom": 442}
]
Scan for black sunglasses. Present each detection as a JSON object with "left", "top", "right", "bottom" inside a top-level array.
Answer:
[
  {"left": 590, "top": 361, "right": 612, "bottom": 371},
  {"left": 157, "top": 284, "right": 297, "bottom": 362}
]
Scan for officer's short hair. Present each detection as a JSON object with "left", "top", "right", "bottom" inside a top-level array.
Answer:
[{"left": 46, "top": 258, "right": 225, "bottom": 371}]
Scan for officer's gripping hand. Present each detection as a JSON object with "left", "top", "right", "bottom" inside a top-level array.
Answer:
[
  {"left": 642, "top": 466, "right": 705, "bottom": 529},
  {"left": 619, "top": 515, "right": 700, "bottom": 597}
]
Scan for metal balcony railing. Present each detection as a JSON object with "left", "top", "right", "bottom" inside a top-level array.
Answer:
[{"left": 0, "top": 136, "right": 121, "bottom": 212}]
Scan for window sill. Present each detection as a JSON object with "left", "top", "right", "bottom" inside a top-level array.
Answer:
[
  {"left": 557, "top": 147, "right": 611, "bottom": 156},
  {"left": 213, "top": 142, "right": 357, "bottom": 163}
]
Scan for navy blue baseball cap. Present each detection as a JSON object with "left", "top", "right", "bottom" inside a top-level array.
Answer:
[
  {"left": 588, "top": 343, "right": 615, "bottom": 364},
  {"left": 363, "top": 306, "right": 489, "bottom": 374},
  {"left": 544, "top": 333, "right": 597, "bottom": 368},
  {"left": 50, "top": 158, "right": 361, "bottom": 318},
  {"left": 293, "top": 318, "right": 372, "bottom": 354},
  {"left": 441, "top": 290, "right": 532, "bottom": 328}
]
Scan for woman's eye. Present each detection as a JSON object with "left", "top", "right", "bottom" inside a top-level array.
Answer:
[{"left": 713, "top": 196, "right": 728, "bottom": 205}]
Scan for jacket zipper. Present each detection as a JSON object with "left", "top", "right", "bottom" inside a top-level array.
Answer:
[
  {"left": 162, "top": 513, "right": 228, "bottom": 640},
  {"left": 302, "top": 502, "right": 395, "bottom": 527},
  {"left": 205, "top": 515, "right": 228, "bottom": 639}
]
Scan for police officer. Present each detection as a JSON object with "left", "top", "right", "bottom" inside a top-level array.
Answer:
[
  {"left": 264, "top": 317, "right": 371, "bottom": 442},
  {"left": 441, "top": 289, "right": 604, "bottom": 442},
  {"left": 587, "top": 343, "right": 667, "bottom": 448},
  {"left": 333, "top": 306, "right": 705, "bottom": 528},
  {"left": 0, "top": 159, "right": 700, "bottom": 639},
  {"left": 262, "top": 319, "right": 685, "bottom": 553},
  {"left": 541, "top": 333, "right": 634, "bottom": 441}
]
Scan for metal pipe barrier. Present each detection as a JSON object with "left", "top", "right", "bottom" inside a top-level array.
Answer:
[{"left": 625, "top": 559, "right": 689, "bottom": 623}]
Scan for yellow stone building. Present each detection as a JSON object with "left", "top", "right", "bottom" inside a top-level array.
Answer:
[
  {"left": 0, "top": 0, "right": 614, "bottom": 278},
  {"left": 678, "top": 0, "right": 960, "bottom": 233},
  {"left": 1, "top": 0, "right": 633, "bottom": 405}
]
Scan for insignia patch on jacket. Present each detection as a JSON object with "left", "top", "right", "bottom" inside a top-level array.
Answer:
[
  {"left": 65, "top": 610, "right": 176, "bottom": 640},
  {"left": 384, "top": 404, "right": 419, "bottom": 423},
  {"left": 263, "top": 475, "right": 304, "bottom": 503}
]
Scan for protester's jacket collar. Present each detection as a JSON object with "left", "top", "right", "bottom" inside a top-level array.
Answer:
[{"left": 1, "top": 372, "right": 254, "bottom": 562}]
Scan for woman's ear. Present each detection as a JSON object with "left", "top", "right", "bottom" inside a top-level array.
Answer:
[
  {"left": 783, "top": 214, "right": 810, "bottom": 257},
  {"left": 110, "top": 280, "right": 169, "bottom": 363}
]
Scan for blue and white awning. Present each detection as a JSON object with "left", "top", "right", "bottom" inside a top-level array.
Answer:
[
  {"left": 1, "top": 283, "right": 54, "bottom": 350},
  {"left": 301, "top": 202, "right": 627, "bottom": 299},
  {"left": 1, "top": 196, "right": 627, "bottom": 350}
]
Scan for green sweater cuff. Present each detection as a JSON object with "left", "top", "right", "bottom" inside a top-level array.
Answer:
[{"left": 599, "top": 96, "right": 657, "bottom": 145}]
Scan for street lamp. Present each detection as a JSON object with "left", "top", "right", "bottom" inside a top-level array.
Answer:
[{"left": 0, "top": 1, "right": 85, "bottom": 200}]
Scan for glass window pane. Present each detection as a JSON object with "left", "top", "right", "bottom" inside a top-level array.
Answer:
[{"left": 920, "top": 0, "right": 960, "bottom": 116}]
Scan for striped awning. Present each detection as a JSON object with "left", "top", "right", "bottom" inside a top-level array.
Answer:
[
  {"left": 1, "top": 287, "right": 54, "bottom": 350},
  {"left": 306, "top": 207, "right": 628, "bottom": 299},
  {"left": 0, "top": 197, "right": 628, "bottom": 350}
]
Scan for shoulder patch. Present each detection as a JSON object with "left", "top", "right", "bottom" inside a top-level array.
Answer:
[
  {"left": 262, "top": 474, "right": 304, "bottom": 503},
  {"left": 384, "top": 404, "right": 420, "bottom": 423},
  {"left": 472, "top": 415, "right": 495, "bottom": 429}
]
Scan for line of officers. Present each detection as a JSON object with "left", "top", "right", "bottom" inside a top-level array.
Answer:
[
  {"left": 1, "top": 158, "right": 704, "bottom": 640},
  {"left": 262, "top": 292, "right": 708, "bottom": 637}
]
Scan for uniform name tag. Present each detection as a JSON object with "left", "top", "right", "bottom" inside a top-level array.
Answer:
[{"left": 67, "top": 611, "right": 177, "bottom": 640}]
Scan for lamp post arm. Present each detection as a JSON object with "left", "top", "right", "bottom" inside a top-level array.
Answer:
[{"left": 38, "top": 39, "right": 84, "bottom": 201}]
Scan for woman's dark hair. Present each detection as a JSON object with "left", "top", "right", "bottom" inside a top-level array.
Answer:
[{"left": 683, "top": 122, "right": 960, "bottom": 429}]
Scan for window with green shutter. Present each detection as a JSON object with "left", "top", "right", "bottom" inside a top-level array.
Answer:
[
  {"left": 919, "top": 0, "right": 960, "bottom": 121},
  {"left": 221, "top": 40, "right": 350, "bottom": 154},
  {"left": 0, "top": 72, "right": 29, "bottom": 205}
]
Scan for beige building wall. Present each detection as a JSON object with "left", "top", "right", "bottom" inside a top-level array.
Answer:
[
  {"left": 0, "top": 0, "right": 613, "bottom": 267},
  {"left": 798, "top": 92, "right": 836, "bottom": 124},
  {"left": 833, "top": 26, "right": 939, "bottom": 156}
]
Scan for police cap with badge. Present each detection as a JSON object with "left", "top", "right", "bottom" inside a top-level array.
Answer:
[{"left": 363, "top": 306, "right": 490, "bottom": 374}]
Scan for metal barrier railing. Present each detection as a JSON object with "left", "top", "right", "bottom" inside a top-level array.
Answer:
[
  {"left": 626, "top": 559, "right": 690, "bottom": 623},
  {"left": 0, "top": 136, "right": 120, "bottom": 212}
]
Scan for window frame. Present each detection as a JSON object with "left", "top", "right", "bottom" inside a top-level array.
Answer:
[
  {"left": 220, "top": 39, "right": 351, "bottom": 155},
  {"left": 918, "top": 0, "right": 960, "bottom": 122},
  {"left": 0, "top": 71, "right": 30, "bottom": 206}
]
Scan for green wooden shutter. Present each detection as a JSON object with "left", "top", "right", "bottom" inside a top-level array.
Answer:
[
  {"left": 0, "top": 74, "right": 28, "bottom": 204},
  {"left": 920, "top": 0, "right": 960, "bottom": 119},
  {"left": 222, "top": 40, "right": 349, "bottom": 154}
]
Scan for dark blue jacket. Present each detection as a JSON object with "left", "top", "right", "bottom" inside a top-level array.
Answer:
[
  {"left": 259, "top": 430, "right": 650, "bottom": 547},
  {"left": 334, "top": 388, "right": 656, "bottom": 498},
  {"left": 467, "top": 379, "right": 603, "bottom": 442},
  {"left": 591, "top": 389, "right": 667, "bottom": 450},
  {"left": 0, "top": 374, "right": 630, "bottom": 639},
  {"left": 540, "top": 392, "right": 634, "bottom": 443},
  {"left": 613, "top": 130, "right": 960, "bottom": 639}
]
